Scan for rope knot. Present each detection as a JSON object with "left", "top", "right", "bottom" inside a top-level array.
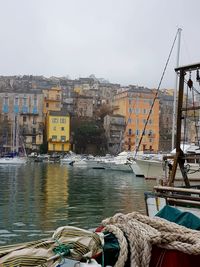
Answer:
[{"left": 53, "top": 244, "right": 72, "bottom": 257}]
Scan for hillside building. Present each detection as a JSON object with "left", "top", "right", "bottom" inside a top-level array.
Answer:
[{"left": 114, "top": 86, "right": 160, "bottom": 152}]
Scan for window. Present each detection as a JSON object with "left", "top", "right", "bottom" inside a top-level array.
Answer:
[
  {"left": 32, "top": 136, "right": 36, "bottom": 144},
  {"left": 135, "top": 108, "right": 140, "bottom": 114},
  {"left": 61, "top": 127, "right": 65, "bottom": 131},
  {"left": 4, "top": 96, "right": 8, "bottom": 105},
  {"left": 128, "top": 129, "right": 132, "bottom": 135},
  {"left": 14, "top": 97, "right": 19, "bottom": 113},
  {"left": 3, "top": 97, "right": 9, "bottom": 113},
  {"left": 129, "top": 108, "right": 132, "bottom": 113},
  {"left": 3, "top": 115, "right": 8, "bottom": 121},
  {"left": 60, "top": 118, "right": 66, "bottom": 123},
  {"left": 61, "top": 136, "right": 66, "bottom": 142},
  {"left": 23, "top": 116, "right": 27, "bottom": 122},
  {"left": 46, "top": 102, "right": 49, "bottom": 107},
  {"left": 136, "top": 129, "right": 140, "bottom": 136},
  {"left": 148, "top": 130, "right": 153, "bottom": 136},
  {"left": 149, "top": 119, "right": 152, "bottom": 124},
  {"left": 143, "top": 109, "right": 146, "bottom": 114},
  {"left": 32, "top": 128, "right": 36, "bottom": 134},
  {"left": 143, "top": 119, "right": 146, "bottom": 124},
  {"left": 52, "top": 135, "right": 57, "bottom": 141},
  {"left": 23, "top": 97, "right": 27, "bottom": 106},
  {"left": 33, "top": 117, "right": 37, "bottom": 124},
  {"left": 33, "top": 95, "right": 37, "bottom": 105},
  {"left": 53, "top": 126, "right": 56, "bottom": 131},
  {"left": 15, "top": 97, "right": 19, "bottom": 105},
  {"left": 128, "top": 118, "right": 132, "bottom": 124},
  {"left": 52, "top": 118, "right": 58, "bottom": 123}
]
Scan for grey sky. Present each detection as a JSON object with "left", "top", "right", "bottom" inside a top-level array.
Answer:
[{"left": 0, "top": 0, "right": 200, "bottom": 88}]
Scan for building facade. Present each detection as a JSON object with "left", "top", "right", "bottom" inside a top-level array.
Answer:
[
  {"left": 0, "top": 91, "right": 44, "bottom": 154},
  {"left": 74, "top": 95, "right": 93, "bottom": 118},
  {"left": 114, "top": 87, "right": 160, "bottom": 152},
  {"left": 46, "top": 110, "right": 70, "bottom": 153},
  {"left": 103, "top": 114, "right": 126, "bottom": 154},
  {"left": 43, "top": 86, "right": 62, "bottom": 115}
]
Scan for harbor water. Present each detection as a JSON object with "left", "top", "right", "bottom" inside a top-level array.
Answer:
[{"left": 0, "top": 163, "right": 155, "bottom": 245}]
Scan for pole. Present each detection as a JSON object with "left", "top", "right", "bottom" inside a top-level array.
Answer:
[{"left": 172, "top": 28, "right": 182, "bottom": 150}]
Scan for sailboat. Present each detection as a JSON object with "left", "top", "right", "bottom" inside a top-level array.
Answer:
[
  {"left": 135, "top": 28, "right": 200, "bottom": 181},
  {"left": 145, "top": 62, "right": 200, "bottom": 217},
  {"left": 0, "top": 115, "right": 27, "bottom": 165}
]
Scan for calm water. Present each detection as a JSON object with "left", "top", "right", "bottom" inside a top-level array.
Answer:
[{"left": 0, "top": 163, "right": 155, "bottom": 245}]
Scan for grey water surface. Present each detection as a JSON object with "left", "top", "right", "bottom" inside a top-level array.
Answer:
[{"left": 0, "top": 163, "right": 155, "bottom": 245}]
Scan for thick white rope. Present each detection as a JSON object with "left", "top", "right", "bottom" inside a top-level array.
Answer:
[{"left": 102, "top": 212, "right": 200, "bottom": 267}]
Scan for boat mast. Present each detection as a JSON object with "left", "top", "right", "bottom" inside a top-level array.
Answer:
[{"left": 172, "top": 28, "right": 182, "bottom": 150}]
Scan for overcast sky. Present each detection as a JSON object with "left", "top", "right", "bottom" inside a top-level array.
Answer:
[{"left": 0, "top": 0, "right": 200, "bottom": 88}]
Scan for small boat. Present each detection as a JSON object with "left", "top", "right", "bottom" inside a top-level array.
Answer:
[
  {"left": 135, "top": 145, "right": 200, "bottom": 181},
  {"left": 0, "top": 156, "right": 27, "bottom": 165},
  {"left": 67, "top": 151, "right": 140, "bottom": 173}
]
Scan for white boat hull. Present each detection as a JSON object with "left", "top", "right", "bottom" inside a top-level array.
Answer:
[
  {"left": 136, "top": 158, "right": 200, "bottom": 180},
  {"left": 0, "top": 157, "right": 27, "bottom": 165},
  {"left": 73, "top": 159, "right": 134, "bottom": 172},
  {"left": 130, "top": 161, "right": 145, "bottom": 177}
]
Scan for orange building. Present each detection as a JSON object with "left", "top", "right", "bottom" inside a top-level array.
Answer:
[
  {"left": 114, "top": 87, "right": 159, "bottom": 152},
  {"left": 43, "top": 86, "right": 62, "bottom": 115}
]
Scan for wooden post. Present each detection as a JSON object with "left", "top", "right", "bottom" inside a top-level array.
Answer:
[{"left": 169, "top": 68, "right": 190, "bottom": 186}]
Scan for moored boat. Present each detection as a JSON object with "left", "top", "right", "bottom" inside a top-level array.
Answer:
[{"left": 0, "top": 156, "right": 27, "bottom": 165}]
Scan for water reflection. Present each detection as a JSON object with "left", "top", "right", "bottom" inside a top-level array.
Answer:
[{"left": 0, "top": 163, "right": 155, "bottom": 245}]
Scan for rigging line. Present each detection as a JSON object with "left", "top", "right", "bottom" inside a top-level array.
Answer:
[
  {"left": 179, "top": 74, "right": 200, "bottom": 148},
  {"left": 183, "top": 80, "right": 189, "bottom": 148},
  {"left": 134, "top": 28, "right": 180, "bottom": 159},
  {"left": 191, "top": 85, "right": 200, "bottom": 147},
  {"left": 176, "top": 72, "right": 200, "bottom": 95}
]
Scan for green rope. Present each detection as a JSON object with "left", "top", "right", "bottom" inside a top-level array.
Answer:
[{"left": 53, "top": 244, "right": 71, "bottom": 257}]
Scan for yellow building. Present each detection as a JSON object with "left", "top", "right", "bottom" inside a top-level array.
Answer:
[
  {"left": 114, "top": 88, "right": 160, "bottom": 152},
  {"left": 47, "top": 110, "right": 70, "bottom": 153}
]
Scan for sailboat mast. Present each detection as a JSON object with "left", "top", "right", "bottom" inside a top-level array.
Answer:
[{"left": 172, "top": 28, "right": 182, "bottom": 150}]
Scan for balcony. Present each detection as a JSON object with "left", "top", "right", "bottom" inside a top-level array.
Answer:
[
  {"left": 49, "top": 138, "right": 69, "bottom": 143},
  {"left": 22, "top": 131, "right": 38, "bottom": 136},
  {"left": 20, "top": 112, "right": 39, "bottom": 116},
  {"left": 125, "top": 141, "right": 135, "bottom": 145},
  {"left": 44, "top": 97, "right": 61, "bottom": 102},
  {"left": 148, "top": 133, "right": 156, "bottom": 138},
  {"left": 127, "top": 133, "right": 135, "bottom": 137}
]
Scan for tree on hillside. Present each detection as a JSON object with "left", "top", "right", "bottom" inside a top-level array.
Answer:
[{"left": 72, "top": 120, "right": 107, "bottom": 154}]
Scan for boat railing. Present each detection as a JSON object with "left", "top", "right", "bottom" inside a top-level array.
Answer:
[{"left": 153, "top": 185, "right": 200, "bottom": 209}]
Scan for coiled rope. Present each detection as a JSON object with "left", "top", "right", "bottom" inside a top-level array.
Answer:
[{"left": 101, "top": 212, "right": 200, "bottom": 267}]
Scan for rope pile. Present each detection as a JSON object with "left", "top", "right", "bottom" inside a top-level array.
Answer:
[{"left": 101, "top": 212, "right": 200, "bottom": 267}]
